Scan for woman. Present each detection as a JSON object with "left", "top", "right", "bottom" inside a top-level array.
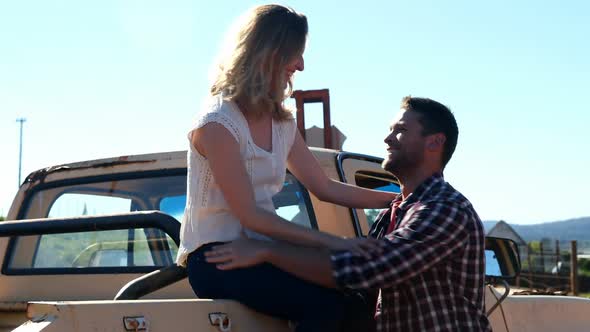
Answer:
[{"left": 177, "top": 4, "right": 395, "bottom": 331}]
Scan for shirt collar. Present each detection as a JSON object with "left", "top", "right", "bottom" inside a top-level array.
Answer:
[{"left": 393, "top": 172, "right": 444, "bottom": 209}]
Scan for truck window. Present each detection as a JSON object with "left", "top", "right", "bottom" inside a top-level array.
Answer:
[
  {"left": 48, "top": 194, "right": 132, "bottom": 218},
  {"left": 160, "top": 196, "right": 185, "bottom": 221},
  {"left": 36, "top": 228, "right": 174, "bottom": 268},
  {"left": 8, "top": 171, "right": 315, "bottom": 274},
  {"left": 157, "top": 174, "right": 315, "bottom": 229},
  {"left": 7, "top": 227, "right": 177, "bottom": 271},
  {"left": 21, "top": 174, "right": 188, "bottom": 220},
  {"left": 338, "top": 154, "right": 401, "bottom": 236},
  {"left": 355, "top": 171, "right": 400, "bottom": 229},
  {"left": 273, "top": 174, "right": 315, "bottom": 229}
]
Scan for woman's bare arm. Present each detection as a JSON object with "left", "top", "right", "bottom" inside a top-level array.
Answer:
[{"left": 287, "top": 131, "right": 397, "bottom": 208}]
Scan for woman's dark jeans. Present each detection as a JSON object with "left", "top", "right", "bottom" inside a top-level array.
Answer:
[{"left": 187, "top": 242, "right": 374, "bottom": 332}]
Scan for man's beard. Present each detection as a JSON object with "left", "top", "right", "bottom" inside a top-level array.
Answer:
[{"left": 382, "top": 150, "right": 422, "bottom": 176}]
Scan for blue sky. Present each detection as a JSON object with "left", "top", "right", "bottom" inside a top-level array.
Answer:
[{"left": 1, "top": 0, "right": 589, "bottom": 224}]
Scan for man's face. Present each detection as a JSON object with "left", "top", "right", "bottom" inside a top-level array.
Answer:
[{"left": 382, "top": 109, "right": 427, "bottom": 175}]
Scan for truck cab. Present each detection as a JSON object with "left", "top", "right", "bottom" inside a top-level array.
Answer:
[{"left": 1, "top": 149, "right": 399, "bottom": 331}]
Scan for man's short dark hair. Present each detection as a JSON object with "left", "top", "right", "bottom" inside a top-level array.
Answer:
[{"left": 400, "top": 96, "right": 458, "bottom": 168}]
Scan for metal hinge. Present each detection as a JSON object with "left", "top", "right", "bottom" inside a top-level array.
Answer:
[
  {"left": 209, "top": 312, "right": 232, "bottom": 332},
  {"left": 123, "top": 316, "right": 148, "bottom": 331}
]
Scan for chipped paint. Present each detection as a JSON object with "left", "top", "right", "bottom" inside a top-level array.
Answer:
[
  {"left": 0, "top": 301, "right": 27, "bottom": 312},
  {"left": 23, "top": 159, "right": 157, "bottom": 185}
]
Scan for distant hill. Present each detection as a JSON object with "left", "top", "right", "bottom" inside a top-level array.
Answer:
[{"left": 484, "top": 217, "right": 590, "bottom": 245}]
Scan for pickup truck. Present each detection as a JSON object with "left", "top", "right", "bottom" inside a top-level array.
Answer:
[{"left": 1, "top": 148, "right": 589, "bottom": 331}]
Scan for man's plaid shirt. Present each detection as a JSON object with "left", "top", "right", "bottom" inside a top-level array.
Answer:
[{"left": 331, "top": 173, "right": 491, "bottom": 331}]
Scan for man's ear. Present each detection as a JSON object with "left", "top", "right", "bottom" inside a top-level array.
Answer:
[{"left": 427, "top": 134, "right": 446, "bottom": 151}]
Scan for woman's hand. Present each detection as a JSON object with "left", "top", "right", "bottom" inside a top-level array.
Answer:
[{"left": 383, "top": 192, "right": 400, "bottom": 207}]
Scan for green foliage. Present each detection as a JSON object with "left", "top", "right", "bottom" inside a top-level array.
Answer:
[
  {"left": 579, "top": 258, "right": 590, "bottom": 277},
  {"left": 364, "top": 208, "right": 382, "bottom": 228},
  {"left": 528, "top": 240, "right": 540, "bottom": 251},
  {"left": 580, "top": 258, "right": 590, "bottom": 271},
  {"left": 0, "top": 216, "right": 5, "bottom": 222}
]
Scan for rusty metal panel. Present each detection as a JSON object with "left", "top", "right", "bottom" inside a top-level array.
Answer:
[{"left": 291, "top": 89, "right": 333, "bottom": 149}]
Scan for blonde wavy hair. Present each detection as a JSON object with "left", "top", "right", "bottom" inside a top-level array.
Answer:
[{"left": 210, "top": 4, "right": 308, "bottom": 120}]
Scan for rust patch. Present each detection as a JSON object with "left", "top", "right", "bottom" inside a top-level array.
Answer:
[
  {"left": 24, "top": 166, "right": 70, "bottom": 185},
  {"left": 0, "top": 301, "right": 27, "bottom": 312},
  {"left": 23, "top": 158, "right": 156, "bottom": 185},
  {"left": 74, "top": 159, "right": 155, "bottom": 172}
]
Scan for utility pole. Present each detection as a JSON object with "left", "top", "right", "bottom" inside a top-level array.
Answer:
[{"left": 16, "top": 118, "right": 26, "bottom": 187}]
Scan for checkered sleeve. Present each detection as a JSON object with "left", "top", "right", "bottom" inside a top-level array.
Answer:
[{"left": 331, "top": 200, "right": 470, "bottom": 290}]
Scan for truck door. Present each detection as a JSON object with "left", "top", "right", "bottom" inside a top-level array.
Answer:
[{"left": 336, "top": 152, "right": 400, "bottom": 236}]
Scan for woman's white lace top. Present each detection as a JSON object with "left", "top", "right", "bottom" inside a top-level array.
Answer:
[{"left": 176, "top": 95, "right": 297, "bottom": 266}]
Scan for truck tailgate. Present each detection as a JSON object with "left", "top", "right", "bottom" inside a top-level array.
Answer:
[{"left": 16, "top": 299, "right": 291, "bottom": 332}]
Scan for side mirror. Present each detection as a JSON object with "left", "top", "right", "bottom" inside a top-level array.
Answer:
[{"left": 485, "top": 236, "right": 521, "bottom": 281}]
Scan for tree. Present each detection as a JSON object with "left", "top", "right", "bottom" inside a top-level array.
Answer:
[
  {"left": 0, "top": 216, "right": 5, "bottom": 222},
  {"left": 365, "top": 209, "right": 382, "bottom": 228}
]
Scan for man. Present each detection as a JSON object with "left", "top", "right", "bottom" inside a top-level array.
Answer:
[{"left": 206, "top": 96, "right": 491, "bottom": 331}]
